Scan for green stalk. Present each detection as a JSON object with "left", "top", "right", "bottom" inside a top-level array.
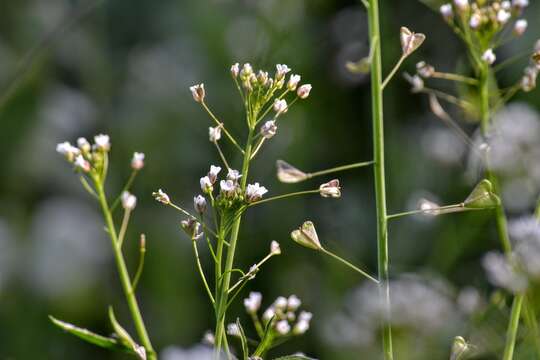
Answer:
[
  {"left": 94, "top": 179, "right": 155, "bottom": 359},
  {"left": 503, "top": 294, "right": 524, "bottom": 360},
  {"left": 214, "top": 127, "right": 254, "bottom": 356},
  {"left": 366, "top": 0, "right": 393, "bottom": 358}
]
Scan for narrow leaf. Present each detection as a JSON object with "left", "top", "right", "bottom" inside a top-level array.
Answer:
[
  {"left": 49, "top": 315, "right": 122, "bottom": 350},
  {"left": 108, "top": 307, "right": 146, "bottom": 360}
]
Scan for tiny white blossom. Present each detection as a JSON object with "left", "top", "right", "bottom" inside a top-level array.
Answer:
[
  {"left": 208, "top": 165, "right": 221, "bottom": 184},
  {"left": 270, "top": 241, "right": 281, "bottom": 255},
  {"left": 152, "top": 189, "right": 170, "bottom": 204},
  {"left": 131, "top": 152, "right": 145, "bottom": 170},
  {"left": 244, "top": 292, "right": 263, "bottom": 313},
  {"left": 497, "top": 9, "right": 511, "bottom": 24},
  {"left": 227, "top": 169, "right": 242, "bottom": 183},
  {"left": 240, "top": 63, "right": 253, "bottom": 78},
  {"left": 273, "top": 99, "right": 288, "bottom": 115},
  {"left": 319, "top": 179, "right": 341, "bottom": 198},
  {"left": 200, "top": 176, "right": 213, "bottom": 193},
  {"left": 298, "top": 311, "right": 312, "bottom": 322},
  {"left": 419, "top": 198, "right": 441, "bottom": 216},
  {"left": 77, "top": 137, "right": 91, "bottom": 152},
  {"left": 194, "top": 195, "right": 207, "bottom": 213},
  {"left": 94, "top": 134, "right": 111, "bottom": 151},
  {"left": 203, "top": 331, "right": 215, "bottom": 345},
  {"left": 287, "top": 295, "right": 301, "bottom": 311},
  {"left": 121, "top": 191, "right": 137, "bottom": 210},
  {"left": 257, "top": 70, "right": 269, "bottom": 86},
  {"left": 263, "top": 307, "right": 275, "bottom": 322},
  {"left": 275, "top": 64, "right": 291, "bottom": 80},
  {"left": 287, "top": 74, "right": 301, "bottom": 91},
  {"left": 220, "top": 179, "right": 236, "bottom": 196},
  {"left": 245, "top": 183, "right": 268, "bottom": 202},
  {"left": 512, "top": 0, "right": 529, "bottom": 8},
  {"left": 275, "top": 296, "right": 288, "bottom": 310},
  {"left": 260, "top": 120, "right": 277, "bottom": 139},
  {"left": 514, "top": 19, "right": 528, "bottom": 36},
  {"left": 293, "top": 319, "right": 310, "bottom": 335},
  {"left": 440, "top": 4, "right": 453, "bottom": 19},
  {"left": 208, "top": 126, "right": 221, "bottom": 142},
  {"left": 454, "top": 0, "right": 469, "bottom": 11},
  {"left": 501, "top": 1, "right": 511, "bottom": 10},
  {"left": 469, "top": 13, "right": 482, "bottom": 29},
  {"left": 521, "top": 67, "right": 537, "bottom": 91},
  {"left": 189, "top": 84, "right": 205, "bottom": 103},
  {"left": 297, "top": 84, "right": 312, "bottom": 99},
  {"left": 275, "top": 320, "right": 291, "bottom": 335},
  {"left": 230, "top": 63, "right": 240, "bottom": 78},
  {"left": 226, "top": 323, "right": 241, "bottom": 337},
  {"left": 74, "top": 154, "right": 91, "bottom": 172},
  {"left": 481, "top": 49, "right": 496, "bottom": 65},
  {"left": 56, "top": 141, "right": 80, "bottom": 161}
]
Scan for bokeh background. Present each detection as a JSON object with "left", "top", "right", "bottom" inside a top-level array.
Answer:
[{"left": 1, "top": 0, "right": 540, "bottom": 359}]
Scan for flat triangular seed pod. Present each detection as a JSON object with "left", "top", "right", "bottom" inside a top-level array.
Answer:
[
  {"left": 276, "top": 160, "right": 308, "bottom": 183},
  {"left": 464, "top": 179, "right": 500, "bottom": 209},
  {"left": 400, "top": 27, "right": 426, "bottom": 57},
  {"left": 291, "top": 221, "right": 322, "bottom": 250}
]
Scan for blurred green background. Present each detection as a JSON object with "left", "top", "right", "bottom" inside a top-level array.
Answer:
[{"left": 1, "top": 0, "right": 540, "bottom": 359}]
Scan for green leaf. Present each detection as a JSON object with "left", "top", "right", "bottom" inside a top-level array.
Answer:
[
  {"left": 273, "top": 355, "right": 317, "bottom": 360},
  {"left": 464, "top": 179, "right": 500, "bottom": 209},
  {"left": 235, "top": 318, "right": 249, "bottom": 360},
  {"left": 252, "top": 316, "right": 276, "bottom": 357},
  {"left": 49, "top": 315, "right": 123, "bottom": 350},
  {"left": 108, "top": 306, "right": 146, "bottom": 360}
]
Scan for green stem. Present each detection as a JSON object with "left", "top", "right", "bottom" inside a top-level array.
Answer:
[
  {"left": 192, "top": 240, "right": 215, "bottom": 304},
  {"left": 503, "top": 294, "right": 524, "bottom": 360},
  {"left": 431, "top": 71, "right": 478, "bottom": 85},
  {"left": 248, "top": 189, "right": 320, "bottom": 207},
  {"left": 201, "top": 101, "right": 245, "bottom": 154},
  {"left": 307, "top": 161, "right": 374, "bottom": 178},
  {"left": 523, "top": 296, "right": 540, "bottom": 355},
  {"left": 367, "top": 0, "right": 393, "bottom": 358},
  {"left": 94, "top": 179, "right": 155, "bottom": 359},
  {"left": 111, "top": 170, "right": 138, "bottom": 212},
  {"left": 381, "top": 55, "right": 406, "bottom": 90},
  {"left": 131, "top": 235, "right": 146, "bottom": 293},
  {"left": 320, "top": 248, "right": 379, "bottom": 283}
]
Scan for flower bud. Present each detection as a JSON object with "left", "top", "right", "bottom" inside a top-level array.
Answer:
[
  {"left": 276, "top": 160, "right": 309, "bottom": 183},
  {"left": 152, "top": 189, "right": 170, "bottom": 204},
  {"left": 94, "top": 134, "right": 111, "bottom": 151},
  {"left": 416, "top": 61, "right": 435, "bottom": 78},
  {"left": 189, "top": 83, "right": 205, "bottom": 103},
  {"left": 200, "top": 176, "right": 213, "bottom": 193},
  {"left": 227, "top": 169, "right": 242, "bottom": 183},
  {"left": 273, "top": 99, "right": 288, "bottom": 115},
  {"left": 469, "top": 12, "right": 482, "bottom": 29},
  {"left": 262, "top": 307, "right": 275, "bottom": 323},
  {"left": 270, "top": 240, "right": 281, "bottom": 255},
  {"left": 275, "top": 320, "right": 290, "bottom": 335},
  {"left": 481, "top": 49, "right": 496, "bottom": 65},
  {"left": 287, "top": 74, "right": 301, "bottom": 91},
  {"left": 497, "top": 9, "right": 511, "bottom": 25},
  {"left": 319, "top": 179, "right": 341, "bottom": 198},
  {"left": 208, "top": 165, "right": 221, "bottom": 184},
  {"left": 418, "top": 198, "right": 441, "bottom": 216},
  {"left": 400, "top": 27, "right": 426, "bottom": 57},
  {"left": 77, "top": 137, "right": 91, "bottom": 153},
  {"left": 220, "top": 179, "right": 237, "bottom": 197},
  {"left": 121, "top": 191, "right": 137, "bottom": 210},
  {"left": 74, "top": 154, "right": 91, "bottom": 172},
  {"left": 514, "top": 19, "right": 528, "bottom": 36},
  {"left": 56, "top": 141, "right": 80, "bottom": 162},
  {"left": 244, "top": 292, "right": 262, "bottom": 313},
  {"left": 275, "top": 296, "right": 288, "bottom": 310},
  {"left": 260, "top": 120, "right": 277, "bottom": 139},
  {"left": 257, "top": 70, "right": 269, "bottom": 86},
  {"left": 453, "top": 0, "right": 469, "bottom": 12},
  {"left": 512, "top": 0, "right": 529, "bottom": 9},
  {"left": 226, "top": 323, "right": 241, "bottom": 337},
  {"left": 440, "top": 4, "right": 453, "bottom": 19},
  {"left": 287, "top": 295, "right": 301, "bottom": 311},
  {"left": 291, "top": 221, "right": 322, "bottom": 251},
  {"left": 275, "top": 64, "right": 291, "bottom": 80},
  {"left": 209, "top": 126, "right": 222, "bottom": 142},
  {"left": 240, "top": 63, "right": 253, "bottom": 79},
  {"left": 230, "top": 63, "right": 240, "bottom": 78},
  {"left": 193, "top": 195, "right": 207, "bottom": 214},
  {"left": 131, "top": 152, "right": 145, "bottom": 170},
  {"left": 297, "top": 84, "right": 312, "bottom": 99}
]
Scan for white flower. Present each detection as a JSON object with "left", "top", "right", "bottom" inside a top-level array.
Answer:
[
  {"left": 521, "top": 67, "right": 537, "bottom": 92},
  {"left": 262, "top": 307, "right": 275, "bottom": 322},
  {"left": 220, "top": 179, "right": 236, "bottom": 196},
  {"left": 501, "top": 1, "right": 511, "bottom": 10},
  {"left": 275, "top": 296, "right": 288, "bottom": 310},
  {"left": 94, "top": 134, "right": 110, "bottom": 151},
  {"left": 293, "top": 319, "right": 310, "bottom": 335},
  {"left": 131, "top": 152, "right": 145, "bottom": 170},
  {"left": 416, "top": 61, "right": 434, "bottom": 78},
  {"left": 270, "top": 241, "right": 281, "bottom": 255},
  {"left": 481, "top": 49, "right": 496, "bottom": 65},
  {"left": 319, "top": 179, "right": 341, "bottom": 198},
  {"left": 299, "top": 311, "right": 312, "bottom": 322},
  {"left": 497, "top": 9, "right": 511, "bottom": 24},
  {"left": 257, "top": 70, "right": 269, "bottom": 86},
  {"left": 226, "top": 323, "right": 241, "bottom": 337},
  {"left": 230, "top": 63, "right": 240, "bottom": 78},
  {"left": 273, "top": 99, "right": 288, "bottom": 115},
  {"left": 189, "top": 83, "right": 205, "bottom": 103},
  {"left": 512, "top": 0, "right": 529, "bottom": 8},
  {"left": 194, "top": 195, "right": 207, "bottom": 213},
  {"left": 244, "top": 292, "right": 263, "bottom": 313},
  {"left": 482, "top": 251, "right": 528, "bottom": 293},
  {"left": 287, "top": 74, "right": 301, "bottom": 91},
  {"left": 240, "top": 63, "right": 253, "bottom": 78},
  {"left": 208, "top": 165, "right": 221, "bottom": 184},
  {"left": 56, "top": 141, "right": 80, "bottom": 161},
  {"left": 77, "top": 137, "right": 91, "bottom": 152},
  {"left": 200, "top": 176, "right": 213, "bottom": 193},
  {"left": 245, "top": 183, "right": 268, "bottom": 202},
  {"left": 287, "top": 295, "right": 301, "bottom": 311},
  {"left": 208, "top": 126, "right": 221, "bottom": 142},
  {"left": 297, "top": 84, "right": 312, "bottom": 99},
  {"left": 226, "top": 169, "right": 242, "bottom": 183},
  {"left": 275, "top": 320, "right": 291, "bottom": 335},
  {"left": 440, "top": 4, "right": 453, "bottom": 18},
  {"left": 121, "top": 191, "right": 137, "bottom": 210},
  {"left": 514, "top": 19, "right": 528, "bottom": 36},
  {"left": 453, "top": 0, "right": 468, "bottom": 11},
  {"left": 152, "top": 189, "right": 170, "bottom": 204},
  {"left": 203, "top": 331, "right": 215, "bottom": 345},
  {"left": 74, "top": 155, "right": 91, "bottom": 172},
  {"left": 275, "top": 64, "right": 291, "bottom": 80},
  {"left": 260, "top": 120, "right": 277, "bottom": 139},
  {"left": 469, "top": 13, "right": 482, "bottom": 29}
]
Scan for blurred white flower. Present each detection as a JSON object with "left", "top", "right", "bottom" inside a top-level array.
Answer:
[
  {"left": 208, "top": 165, "right": 221, "bottom": 184},
  {"left": 193, "top": 195, "right": 207, "bottom": 214},
  {"left": 200, "top": 176, "right": 213, "bottom": 193},
  {"left": 260, "top": 120, "right": 277, "bottom": 139},
  {"left": 189, "top": 83, "right": 205, "bottom": 103},
  {"left": 276, "top": 64, "right": 291, "bottom": 80},
  {"left": 440, "top": 4, "right": 453, "bottom": 19},
  {"left": 275, "top": 320, "right": 291, "bottom": 335},
  {"left": 287, "top": 295, "right": 301, "bottom": 311},
  {"left": 273, "top": 99, "right": 288, "bottom": 115},
  {"left": 226, "top": 169, "right": 242, "bottom": 183},
  {"left": 270, "top": 240, "right": 281, "bottom": 255},
  {"left": 131, "top": 152, "right": 145, "bottom": 170},
  {"left": 121, "top": 191, "right": 137, "bottom": 211},
  {"left": 94, "top": 134, "right": 110, "bottom": 151},
  {"left": 481, "top": 49, "right": 496, "bottom": 65},
  {"left": 161, "top": 345, "right": 215, "bottom": 360},
  {"left": 209, "top": 126, "right": 221, "bottom": 142},
  {"left": 230, "top": 63, "right": 240, "bottom": 78},
  {"left": 245, "top": 183, "right": 268, "bottom": 202},
  {"left": 74, "top": 155, "right": 91, "bottom": 172},
  {"left": 244, "top": 292, "right": 263, "bottom": 313},
  {"left": 287, "top": 74, "right": 301, "bottom": 91},
  {"left": 514, "top": 19, "right": 528, "bottom": 36},
  {"left": 220, "top": 179, "right": 236, "bottom": 197},
  {"left": 482, "top": 251, "right": 528, "bottom": 293},
  {"left": 297, "top": 84, "right": 312, "bottom": 99},
  {"left": 153, "top": 189, "right": 170, "bottom": 204}
]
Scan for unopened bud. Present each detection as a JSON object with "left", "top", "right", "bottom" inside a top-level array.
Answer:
[
  {"left": 121, "top": 191, "right": 137, "bottom": 210},
  {"left": 514, "top": 19, "right": 528, "bottom": 36},
  {"left": 273, "top": 99, "right": 288, "bottom": 115},
  {"left": 270, "top": 240, "right": 281, "bottom": 255},
  {"left": 77, "top": 137, "right": 91, "bottom": 153},
  {"left": 209, "top": 126, "right": 222, "bottom": 142},
  {"left": 189, "top": 83, "right": 205, "bottom": 103},
  {"left": 260, "top": 120, "right": 277, "bottom": 139},
  {"left": 287, "top": 74, "right": 301, "bottom": 91},
  {"left": 297, "top": 84, "right": 312, "bottom": 99},
  {"left": 194, "top": 195, "right": 207, "bottom": 214},
  {"left": 231, "top": 63, "right": 240, "bottom": 78},
  {"left": 94, "top": 134, "right": 111, "bottom": 151},
  {"left": 74, "top": 155, "right": 91, "bottom": 172},
  {"left": 131, "top": 152, "right": 145, "bottom": 170},
  {"left": 440, "top": 4, "right": 453, "bottom": 19},
  {"left": 481, "top": 49, "right": 496, "bottom": 65}
]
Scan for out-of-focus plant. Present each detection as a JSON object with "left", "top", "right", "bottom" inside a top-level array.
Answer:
[{"left": 407, "top": 0, "right": 540, "bottom": 358}]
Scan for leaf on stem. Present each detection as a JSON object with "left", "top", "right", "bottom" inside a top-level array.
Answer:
[
  {"left": 464, "top": 179, "right": 500, "bottom": 209},
  {"left": 108, "top": 307, "right": 147, "bottom": 360}
]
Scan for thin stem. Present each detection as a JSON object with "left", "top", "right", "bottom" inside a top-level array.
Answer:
[
  {"left": 386, "top": 204, "right": 485, "bottom": 220},
  {"left": 94, "top": 179, "right": 155, "bottom": 359},
  {"left": 367, "top": 0, "right": 393, "bottom": 357},
  {"left": 493, "top": 49, "right": 533, "bottom": 73},
  {"left": 320, "top": 248, "right": 379, "bottom": 283},
  {"left": 503, "top": 294, "right": 524, "bottom": 360},
  {"left": 111, "top": 170, "right": 138, "bottom": 212},
  {"left": 79, "top": 176, "right": 98, "bottom": 199},
  {"left": 306, "top": 161, "right": 374, "bottom": 178},
  {"left": 201, "top": 101, "right": 245, "bottom": 154},
  {"left": 523, "top": 296, "right": 540, "bottom": 356},
  {"left": 381, "top": 55, "right": 406, "bottom": 90},
  {"left": 420, "top": 87, "right": 474, "bottom": 110},
  {"left": 131, "top": 235, "right": 146, "bottom": 293},
  {"left": 431, "top": 71, "right": 478, "bottom": 85},
  {"left": 248, "top": 189, "right": 320, "bottom": 207},
  {"left": 213, "top": 140, "right": 231, "bottom": 170},
  {"left": 117, "top": 209, "right": 131, "bottom": 248},
  {"left": 227, "top": 252, "right": 276, "bottom": 294},
  {"left": 192, "top": 240, "right": 216, "bottom": 304}
]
